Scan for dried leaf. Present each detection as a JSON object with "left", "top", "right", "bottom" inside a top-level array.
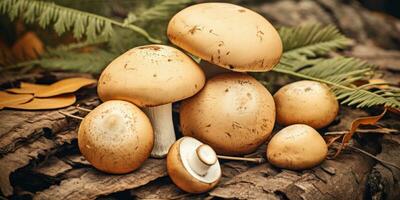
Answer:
[
  {"left": 35, "top": 77, "right": 97, "bottom": 97},
  {"left": 11, "top": 32, "right": 44, "bottom": 60},
  {"left": 0, "top": 91, "right": 33, "bottom": 109},
  {"left": 367, "top": 79, "right": 390, "bottom": 89},
  {"left": 6, "top": 82, "right": 49, "bottom": 94},
  {"left": 6, "top": 94, "right": 76, "bottom": 110},
  {"left": 333, "top": 109, "right": 387, "bottom": 157}
]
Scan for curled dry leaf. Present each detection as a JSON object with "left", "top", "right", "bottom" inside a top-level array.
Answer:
[
  {"left": 11, "top": 32, "right": 44, "bottom": 60},
  {"left": 332, "top": 108, "right": 387, "bottom": 158},
  {"left": 35, "top": 77, "right": 97, "bottom": 97},
  {"left": 6, "top": 94, "right": 76, "bottom": 110},
  {"left": 6, "top": 82, "right": 49, "bottom": 94},
  {"left": 0, "top": 91, "right": 33, "bottom": 109}
]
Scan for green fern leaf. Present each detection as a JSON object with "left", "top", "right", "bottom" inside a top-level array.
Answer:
[
  {"left": 0, "top": 0, "right": 160, "bottom": 43},
  {"left": 134, "top": 0, "right": 192, "bottom": 23},
  {"left": 273, "top": 57, "right": 400, "bottom": 109},
  {"left": 279, "top": 24, "right": 352, "bottom": 59},
  {"left": 35, "top": 49, "right": 117, "bottom": 74}
]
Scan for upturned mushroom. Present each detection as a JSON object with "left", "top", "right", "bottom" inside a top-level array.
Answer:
[
  {"left": 78, "top": 100, "right": 153, "bottom": 174},
  {"left": 180, "top": 73, "right": 276, "bottom": 155},
  {"left": 167, "top": 137, "right": 221, "bottom": 193},
  {"left": 266, "top": 124, "right": 328, "bottom": 170},
  {"left": 98, "top": 45, "right": 205, "bottom": 158},
  {"left": 274, "top": 80, "right": 339, "bottom": 129},
  {"left": 167, "top": 2, "right": 282, "bottom": 72}
]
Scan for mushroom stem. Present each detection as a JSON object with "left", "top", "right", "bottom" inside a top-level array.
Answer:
[
  {"left": 188, "top": 144, "right": 217, "bottom": 176},
  {"left": 142, "top": 103, "right": 176, "bottom": 158},
  {"left": 217, "top": 155, "right": 266, "bottom": 164}
]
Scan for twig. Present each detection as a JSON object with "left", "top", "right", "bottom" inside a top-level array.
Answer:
[
  {"left": 330, "top": 142, "right": 400, "bottom": 171},
  {"left": 217, "top": 155, "right": 266, "bottom": 164},
  {"left": 59, "top": 111, "right": 84, "bottom": 120},
  {"left": 76, "top": 106, "right": 92, "bottom": 112},
  {"left": 347, "top": 145, "right": 400, "bottom": 171},
  {"left": 325, "top": 128, "right": 399, "bottom": 135}
]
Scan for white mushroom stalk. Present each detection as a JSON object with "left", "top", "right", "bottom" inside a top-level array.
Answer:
[
  {"left": 142, "top": 104, "right": 176, "bottom": 158},
  {"left": 188, "top": 144, "right": 217, "bottom": 176}
]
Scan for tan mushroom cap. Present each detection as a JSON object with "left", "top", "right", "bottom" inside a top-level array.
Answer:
[
  {"left": 267, "top": 124, "right": 328, "bottom": 170},
  {"left": 167, "top": 137, "right": 221, "bottom": 193},
  {"left": 180, "top": 73, "right": 276, "bottom": 155},
  {"left": 167, "top": 3, "right": 282, "bottom": 72},
  {"left": 78, "top": 100, "right": 153, "bottom": 174},
  {"left": 98, "top": 45, "right": 205, "bottom": 107},
  {"left": 274, "top": 80, "right": 339, "bottom": 129}
]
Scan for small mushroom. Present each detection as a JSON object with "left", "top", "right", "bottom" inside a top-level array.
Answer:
[
  {"left": 98, "top": 45, "right": 205, "bottom": 158},
  {"left": 266, "top": 124, "right": 328, "bottom": 170},
  {"left": 180, "top": 73, "right": 276, "bottom": 155},
  {"left": 274, "top": 80, "right": 339, "bottom": 129},
  {"left": 78, "top": 100, "right": 153, "bottom": 174},
  {"left": 167, "top": 2, "right": 282, "bottom": 72},
  {"left": 167, "top": 137, "right": 221, "bottom": 193}
]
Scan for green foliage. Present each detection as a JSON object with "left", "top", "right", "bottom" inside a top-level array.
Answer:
[
  {"left": 279, "top": 24, "right": 351, "bottom": 59},
  {"left": 1, "top": 0, "right": 398, "bottom": 109},
  {"left": 270, "top": 24, "right": 400, "bottom": 109},
  {"left": 36, "top": 49, "right": 117, "bottom": 73},
  {"left": 0, "top": 0, "right": 160, "bottom": 43}
]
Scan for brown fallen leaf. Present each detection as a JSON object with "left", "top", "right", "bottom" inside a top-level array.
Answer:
[
  {"left": 6, "top": 82, "right": 49, "bottom": 94},
  {"left": 11, "top": 32, "right": 44, "bottom": 60},
  {"left": 35, "top": 77, "right": 97, "bottom": 97},
  {"left": 0, "top": 91, "right": 33, "bottom": 109},
  {"left": 6, "top": 94, "right": 76, "bottom": 110},
  {"left": 332, "top": 108, "right": 387, "bottom": 158}
]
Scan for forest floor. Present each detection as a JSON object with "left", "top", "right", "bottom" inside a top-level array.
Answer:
[{"left": 0, "top": 0, "right": 400, "bottom": 199}]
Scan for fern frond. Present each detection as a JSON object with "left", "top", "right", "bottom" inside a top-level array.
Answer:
[
  {"left": 273, "top": 57, "right": 400, "bottom": 109},
  {"left": 33, "top": 49, "right": 117, "bottom": 73},
  {"left": 0, "top": 0, "right": 161, "bottom": 43},
  {"left": 279, "top": 24, "right": 352, "bottom": 59},
  {"left": 267, "top": 24, "right": 400, "bottom": 109},
  {"left": 134, "top": 0, "right": 192, "bottom": 23}
]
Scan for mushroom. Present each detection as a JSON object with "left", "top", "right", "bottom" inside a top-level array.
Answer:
[
  {"left": 97, "top": 45, "right": 205, "bottom": 158},
  {"left": 167, "top": 137, "right": 221, "bottom": 193},
  {"left": 266, "top": 124, "right": 328, "bottom": 170},
  {"left": 274, "top": 80, "right": 339, "bottom": 129},
  {"left": 78, "top": 100, "right": 153, "bottom": 174},
  {"left": 180, "top": 73, "right": 276, "bottom": 155},
  {"left": 167, "top": 2, "right": 282, "bottom": 72}
]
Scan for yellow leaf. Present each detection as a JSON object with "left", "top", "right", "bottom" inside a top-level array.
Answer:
[
  {"left": 35, "top": 77, "right": 97, "bottom": 97},
  {"left": 12, "top": 32, "right": 44, "bottom": 60},
  {"left": 6, "top": 94, "right": 76, "bottom": 110},
  {"left": 0, "top": 91, "right": 33, "bottom": 109},
  {"left": 6, "top": 82, "right": 49, "bottom": 94}
]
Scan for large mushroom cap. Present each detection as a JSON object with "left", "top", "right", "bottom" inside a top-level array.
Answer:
[
  {"left": 167, "top": 3, "right": 282, "bottom": 72},
  {"left": 267, "top": 124, "right": 328, "bottom": 170},
  {"left": 78, "top": 100, "right": 153, "bottom": 174},
  {"left": 167, "top": 137, "right": 221, "bottom": 193},
  {"left": 274, "top": 80, "right": 339, "bottom": 129},
  {"left": 97, "top": 44, "right": 205, "bottom": 107},
  {"left": 180, "top": 73, "right": 276, "bottom": 155}
]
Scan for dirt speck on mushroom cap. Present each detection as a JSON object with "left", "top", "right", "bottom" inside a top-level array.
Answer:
[{"left": 180, "top": 73, "right": 276, "bottom": 155}]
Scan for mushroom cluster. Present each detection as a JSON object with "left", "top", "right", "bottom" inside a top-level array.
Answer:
[{"left": 75, "top": 2, "right": 339, "bottom": 193}]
